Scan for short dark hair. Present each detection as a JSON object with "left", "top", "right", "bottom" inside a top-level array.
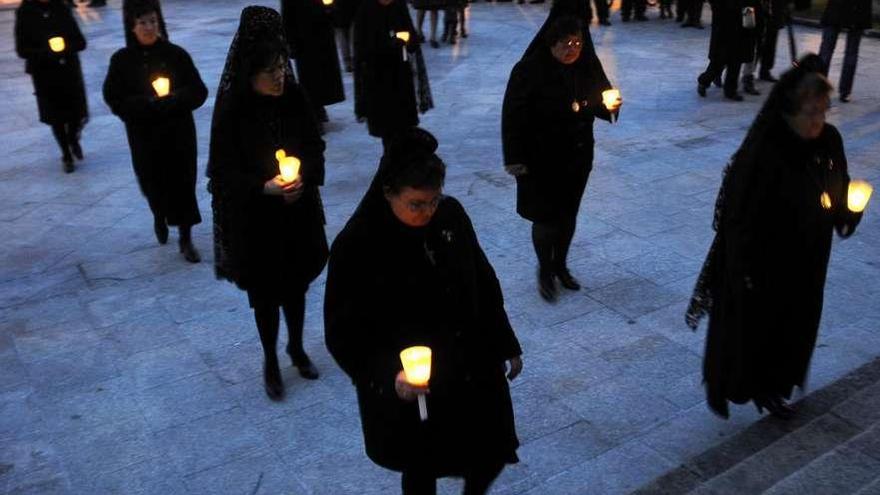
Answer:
[
  {"left": 779, "top": 55, "right": 833, "bottom": 115},
  {"left": 545, "top": 16, "right": 583, "bottom": 46}
]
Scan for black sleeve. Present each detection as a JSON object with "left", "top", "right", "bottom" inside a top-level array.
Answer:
[
  {"left": 352, "top": 10, "right": 370, "bottom": 119},
  {"left": 280, "top": 0, "right": 298, "bottom": 57},
  {"left": 288, "top": 83, "right": 327, "bottom": 187},
  {"left": 453, "top": 199, "right": 523, "bottom": 361},
  {"left": 161, "top": 47, "right": 209, "bottom": 115},
  {"left": 207, "top": 103, "right": 267, "bottom": 202},
  {"left": 61, "top": 6, "right": 86, "bottom": 53},
  {"left": 829, "top": 128, "right": 863, "bottom": 237},
  {"left": 501, "top": 61, "right": 534, "bottom": 167},
  {"left": 324, "top": 233, "right": 402, "bottom": 393},
  {"left": 103, "top": 51, "right": 157, "bottom": 122},
  {"left": 15, "top": 10, "right": 44, "bottom": 60},
  {"left": 585, "top": 41, "right": 615, "bottom": 123}
]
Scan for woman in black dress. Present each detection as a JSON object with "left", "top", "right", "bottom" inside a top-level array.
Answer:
[
  {"left": 353, "top": 0, "right": 433, "bottom": 147},
  {"left": 502, "top": 11, "right": 621, "bottom": 302},
  {"left": 281, "top": 0, "right": 345, "bottom": 125},
  {"left": 325, "top": 128, "right": 523, "bottom": 495},
  {"left": 103, "top": 0, "right": 207, "bottom": 262},
  {"left": 687, "top": 55, "right": 866, "bottom": 419},
  {"left": 208, "top": 6, "right": 328, "bottom": 401},
  {"left": 15, "top": 0, "right": 88, "bottom": 173}
]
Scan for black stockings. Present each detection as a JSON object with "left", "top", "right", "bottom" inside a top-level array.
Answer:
[
  {"left": 401, "top": 464, "right": 505, "bottom": 495},
  {"left": 253, "top": 291, "right": 307, "bottom": 364},
  {"left": 51, "top": 122, "right": 79, "bottom": 160},
  {"left": 531, "top": 217, "right": 577, "bottom": 275}
]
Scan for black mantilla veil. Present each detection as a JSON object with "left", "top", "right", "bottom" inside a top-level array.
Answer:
[
  {"left": 522, "top": 0, "right": 611, "bottom": 96},
  {"left": 351, "top": 127, "right": 442, "bottom": 221},
  {"left": 685, "top": 54, "right": 829, "bottom": 330},
  {"left": 353, "top": 0, "right": 433, "bottom": 115},
  {"left": 122, "top": 0, "right": 169, "bottom": 49},
  {"left": 206, "top": 5, "right": 292, "bottom": 283}
]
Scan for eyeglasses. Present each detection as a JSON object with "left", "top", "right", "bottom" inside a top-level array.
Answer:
[
  {"left": 563, "top": 39, "right": 583, "bottom": 49},
  {"left": 406, "top": 195, "right": 443, "bottom": 213}
]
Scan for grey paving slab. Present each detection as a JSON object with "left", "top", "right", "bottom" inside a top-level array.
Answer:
[
  {"left": 0, "top": 0, "right": 878, "bottom": 493},
  {"left": 764, "top": 445, "right": 880, "bottom": 495}
]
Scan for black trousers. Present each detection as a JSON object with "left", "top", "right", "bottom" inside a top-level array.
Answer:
[
  {"left": 621, "top": 0, "right": 647, "bottom": 19},
  {"left": 587, "top": 0, "right": 610, "bottom": 22},
  {"left": 401, "top": 463, "right": 505, "bottom": 495},
  {"left": 699, "top": 59, "right": 742, "bottom": 96},
  {"left": 677, "top": 0, "right": 704, "bottom": 23},
  {"left": 759, "top": 25, "right": 780, "bottom": 74}
]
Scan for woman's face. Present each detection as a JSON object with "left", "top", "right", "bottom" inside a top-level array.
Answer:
[
  {"left": 251, "top": 56, "right": 287, "bottom": 97},
  {"left": 786, "top": 94, "right": 829, "bottom": 140},
  {"left": 385, "top": 186, "right": 442, "bottom": 227},
  {"left": 378, "top": 0, "right": 394, "bottom": 6},
  {"left": 132, "top": 12, "right": 160, "bottom": 47},
  {"left": 550, "top": 34, "right": 583, "bottom": 65}
]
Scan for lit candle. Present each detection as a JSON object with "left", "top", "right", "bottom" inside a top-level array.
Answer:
[
  {"left": 602, "top": 88, "right": 621, "bottom": 123},
  {"left": 400, "top": 346, "right": 432, "bottom": 421},
  {"left": 152, "top": 77, "right": 171, "bottom": 98},
  {"left": 395, "top": 31, "right": 410, "bottom": 62},
  {"left": 276, "top": 149, "right": 301, "bottom": 182},
  {"left": 48, "top": 37, "right": 65, "bottom": 53},
  {"left": 820, "top": 192, "right": 832, "bottom": 210},
  {"left": 322, "top": 0, "right": 334, "bottom": 4},
  {"left": 847, "top": 180, "right": 873, "bottom": 213}
]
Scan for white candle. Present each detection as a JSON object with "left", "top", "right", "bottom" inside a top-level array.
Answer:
[
  {"left": 48, "top": 37, "right": 65, "bottom": 53},
  {"left": 848, "top": 180, "right": 873, "bottom": 213},
  {"left": 400, "top": 346, "right": 432, "bottom": 421},
  {"left": 152, "top": 77, "right": 171, "bottom": 98}
]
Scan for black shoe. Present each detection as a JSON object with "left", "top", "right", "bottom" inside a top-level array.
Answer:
[
  {"left": 71, "top": 141, "right": 83, "bottom": 161},
  {"left": 179, "top": 239, "right": 201, "bottom": 263},
  {"left": 429, "top": 40, "right": 440, "bottom": 49},
  {"left": 635, "top": 15, "right": 648, "bottom": 21},
  {"left": 697, "top": 83, "right": 708, "bottom": 97},
  {"left": 460, "top": 29, "right": 468, "bottom": 38},
  {"left": 556, "top": 269, "right": 581, "bottom": 291},
  {"left": 742, "top": 77, "right": 760, "bottom": 95},
  {"left": 62, "top": 155, "right": 74, "bottom": 173},
  {"left": 840, "top": 94, "right": 851, "bottom": 103},
  {"left": 287, "top": 349, "right": 320, "bottom": 380},
  {"left": 264, "top": 360, "right": 285, "bottom": 401},
  {"left": 724, "top": 93, "right": 744, "bottom": 102},
  {"left": 712, "top": 75, "right": 723, "bottom": 88},
  {"left": 758, "top": 71, "right": 778, "bottom": 82},
  {"left": 154, "top": 217, "right": 169, "bottom": 245},
  {"left": 755, "top": 395, "right": 795, "bottom": 420},
  {"left": 538, "top": 269, "right": 557, "bottom": 303},
  {"left": 622, "top": 16, "right": 631, "bottom": 22}
]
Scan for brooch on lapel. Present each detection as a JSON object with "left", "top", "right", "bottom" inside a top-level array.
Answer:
[{"left": 441, "top": 230, "right": 454, "bottom": 243}]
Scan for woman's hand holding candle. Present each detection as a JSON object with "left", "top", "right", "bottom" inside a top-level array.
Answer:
[{"left": 395, "top": 370, "right": 429, "bottom": 401}]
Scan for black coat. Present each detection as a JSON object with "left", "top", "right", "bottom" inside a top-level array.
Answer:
[
  {"left": 708, "top": 0, "right": 759, "bottom": 64},
  {"left": 208, "top": 81, "right": 328, "bottom": 299},
  {"left": 332, "top": 0, "right": 362, "bottom": 28},
  {"left": 282, "top": 0, "right": 345, "bottom": 107},
  {"left": 103, "top": 40, "right": 207, "bottom": 227},
  {"left": 353, "top": 0, "right": 421, "bottom": 138},
  {"left": 703, "top": 121, "right": 862, "bottom": 416},
  {"left": 502, "top": 48, "right": 612, "bottom": 223},
  {"left": 15, "top": 0, "right": 88, "bottom": 126},
  {"left": 325, "top": 196, "right": 522, "bottom": 474},
  {"left": 821, "top": 0, "right": 873, "bottom": 30}
]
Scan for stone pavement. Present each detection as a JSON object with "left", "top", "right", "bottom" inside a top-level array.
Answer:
[{"left": 1, "top": 1, "right": 879, "bottom": 494}]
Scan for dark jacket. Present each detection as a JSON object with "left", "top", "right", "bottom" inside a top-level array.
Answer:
[
  {"left": 502, "top": 48, "right": 612, "bottom": 222},
  {"left": 325, "top": 196, "right": 522, "bottom": 474},
  {"left": 821, "top": 0, "right": 873, "bottom": 30},
  {"left": 708, "top": 0, "right": 760, "bottom": 64},
  {"left": 14, "top": 0, "right": 88, "bottom": 126},
  {"left": 103, "top": 39, "right": 207, "bottom": 226},
  {"left": 207, "top": 81, "right": 328, "bottom": 297},
  {"left": 282, "top": 0, "right": 345, "bottom": 108},
  {"left": 703, "top": 121, "right": 862, "bottom": 416},
  {"left": 353, "top": 0, "right": 430, "bottom": 138}
]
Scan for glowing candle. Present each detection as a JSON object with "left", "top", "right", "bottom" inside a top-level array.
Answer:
[
  {"left": 847, "top": 180, "right": 873, "bottom": 213},
  {"left": 400, "top": 346, "right": 432, "bottom": 421},
  {"left": 322, "top": 0, "right": 334, "bottom": 5},
  {"left": 820, "top": 192, "right": 832, "bottom": 210},
  {"left": 602, "top": 88, "right": 621, "bottom": 123},
  {"left": 152, "top": 77, "right": 171, "bottom": 98},
  {"left": 276, "top": 150, "right": 301, "bottom": 182},
  {"left": 48, "top": 37, "right": 65, "bottom": 53},
  {"left": 395, "top": 31, "right": 411, "bottom": 43}
]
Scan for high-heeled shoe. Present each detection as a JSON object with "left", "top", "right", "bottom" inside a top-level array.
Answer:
[
  {"left": 556, "top": 268, "right": 581, "bottom": 291},
  {"left": 287, "top": 349, "right": 319, "bottom": 380},
  {"left": 538, "top": 269, "right": 557, "bottom": 303},
  {"left": 264, "top": 360, "right": 284, "bottom": 401},
  {"left": 754, "top": 395, "right": 795, "bottom": 420},
  {"left": 179, "top": 239, "right": 201, "bottom": 263}
]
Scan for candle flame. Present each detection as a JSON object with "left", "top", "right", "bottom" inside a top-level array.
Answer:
[
  {"left": 400, "top": 346, "right": 432, "bottom": 386},
  {"left": 602, "top": 89, "right": 620, "bottom": 110},
  {"left": 848, "top": 180, "right": 873, "bottom": 213},
  {"left": 820, "top": 192, "right": 833, "bottom": 210},
  {"left": 395, "top": 31, "right": 411, "bottom": 43},
  {"left": 152, "top": 77, "right": 171, "bottom": 98},
  {"left": 279, "top": 155, "right": 301, "bottom": 183},
  {"left": 48, "top": 37, "right": 65, "bottom": 53},
  {"left": 322, "top": 0, "right": 334, "bottom": 5}
]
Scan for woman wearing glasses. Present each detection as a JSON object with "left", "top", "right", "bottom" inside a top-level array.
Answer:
[
  {"left": 207, "top": 6, "right": 328, "bottom": 401},
  {"left": 502, "top": 12, "right": 621, "bottom": 302},
  {"left": 325, "top": 128, "right": 523, "bottom": 494}
]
